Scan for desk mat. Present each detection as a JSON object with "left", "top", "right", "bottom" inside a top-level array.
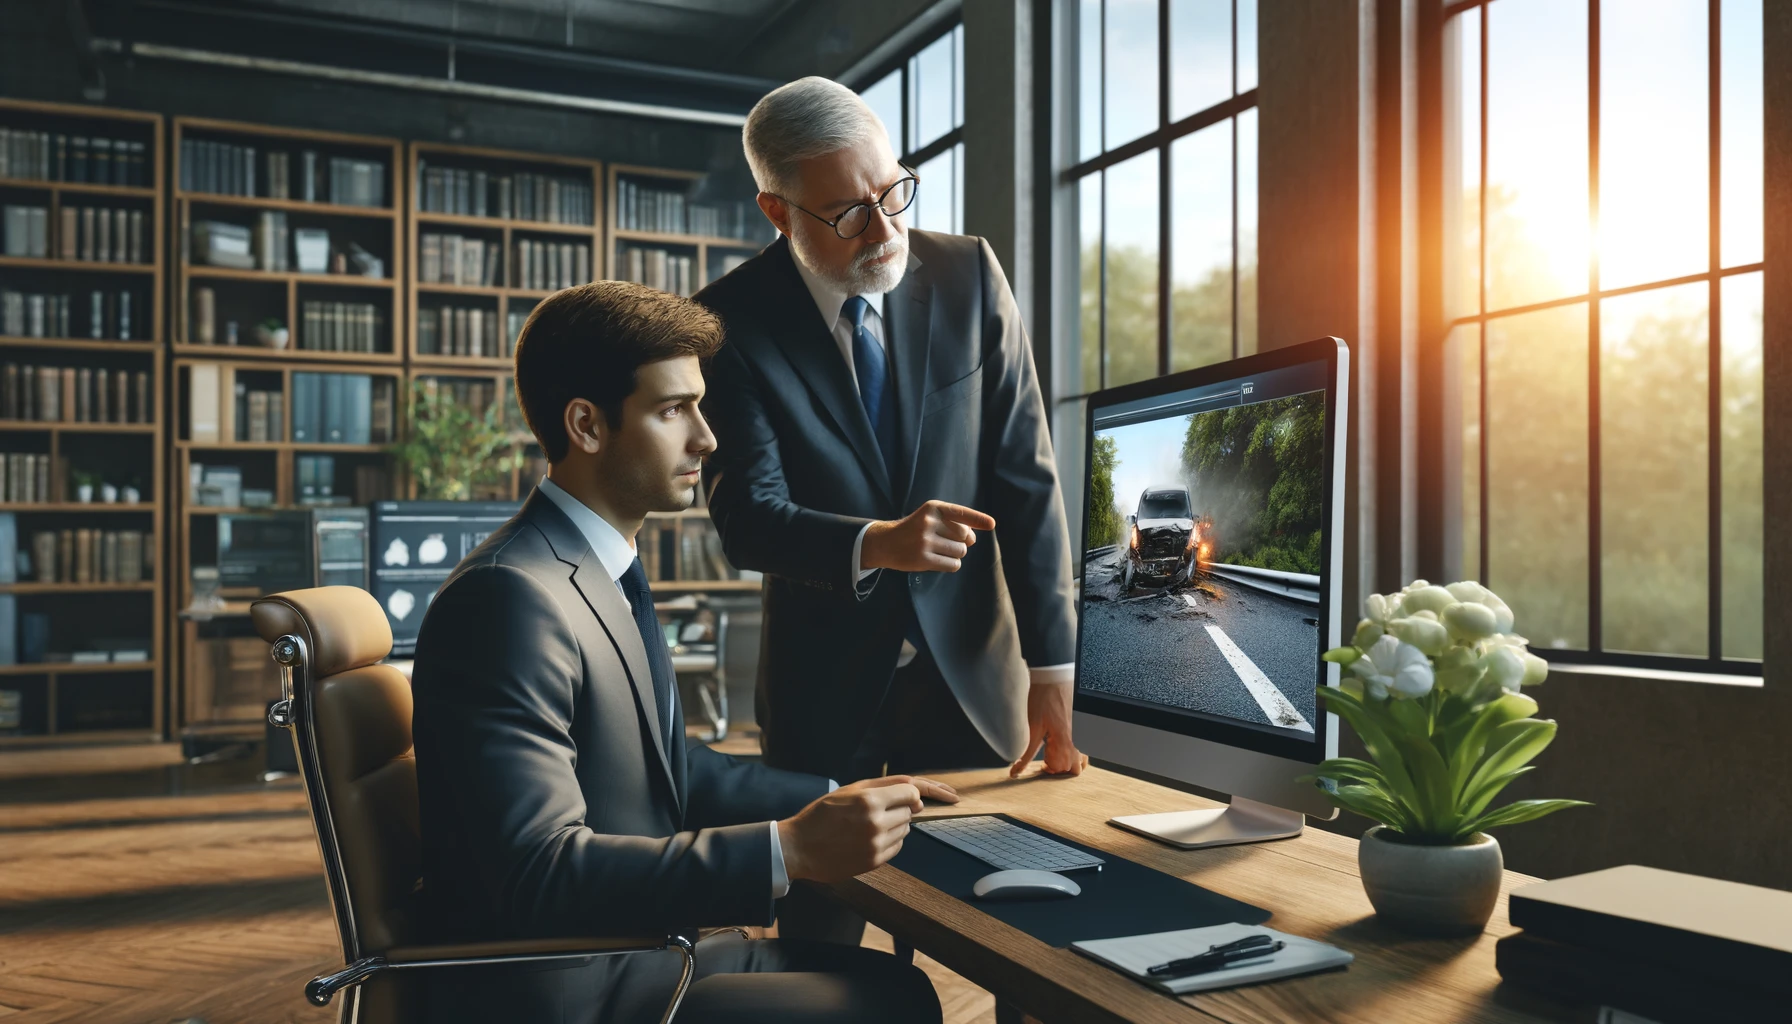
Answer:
[{"left": 891, "top": 814, "right": 1271, "bottom": 948}]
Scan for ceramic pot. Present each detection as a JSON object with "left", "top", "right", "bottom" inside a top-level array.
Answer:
[
  {"left": 100, "top": 483, "right": 118, "bottom": 504},
  {"left": 1357, "top": 826, "right": 1502, "bottom": 936},
  {"left": 256, "top": 326, "right": 290, "bottom": 350},
  {"left": 76, "top": 484, "right": 93, "bottom": 503}
]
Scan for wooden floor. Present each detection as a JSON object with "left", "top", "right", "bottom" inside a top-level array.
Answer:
[{"left": 0, "top": 751, "right": 996, "bottom": 1024}]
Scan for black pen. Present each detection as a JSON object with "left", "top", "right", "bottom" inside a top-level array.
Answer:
[{"left": 1146, "top": 937, "right": 1285, "bottom": 978}]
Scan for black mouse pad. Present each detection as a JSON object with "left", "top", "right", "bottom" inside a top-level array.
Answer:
[{"left": 890, "top": 814, "right": 1271, "bottom": 948}]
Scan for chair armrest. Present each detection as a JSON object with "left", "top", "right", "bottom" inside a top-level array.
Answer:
[{"left": 306, "top": 934, "right": 694, "bottom": 1007}]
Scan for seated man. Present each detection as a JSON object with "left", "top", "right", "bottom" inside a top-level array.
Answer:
[{"left": 411, "top": 280, "right": 951, "bottom": 1023}]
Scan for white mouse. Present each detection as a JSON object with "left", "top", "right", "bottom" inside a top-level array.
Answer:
[{"left": 972, "top": 869, "right": 1082, "bottom": 901}]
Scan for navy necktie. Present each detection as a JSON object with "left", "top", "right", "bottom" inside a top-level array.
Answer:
[
  {"left": 843, "top": 295, "right": 898, "bottom": 486},
  {"left": 618, "top": 557, "right": 675, "bottom": 740}
]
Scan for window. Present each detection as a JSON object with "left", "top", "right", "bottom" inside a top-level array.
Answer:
[
  {"left": 1443, "top": 0, "right": 1762, "bottom": 672},
  {"left": 859, "top": 23, "right": 964, "bottom": 234},
  {"left": 1056, "top": 0, "right": 1258, "bottom": 542}
]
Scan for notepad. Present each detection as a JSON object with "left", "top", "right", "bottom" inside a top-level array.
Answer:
[{"left": 1072, "top": 922, "right": 1353, "bottom": 995}]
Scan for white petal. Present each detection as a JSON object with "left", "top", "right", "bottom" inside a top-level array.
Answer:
[{"left": 1390, "top": 660, "right": 1435, "bottom": 698}]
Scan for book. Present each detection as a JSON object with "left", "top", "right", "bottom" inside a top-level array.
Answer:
[
  {"left": 1496, "top": 931, "right": 1783, "bottom": 1023},
  {"left": 1071, "top": 923, "right": 1352, "bottom": 995},
  {"left": 189, "top": 363, "right": 221, "bottom": 443}
]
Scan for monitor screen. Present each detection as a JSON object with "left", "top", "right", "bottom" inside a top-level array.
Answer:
[
  {"left": 370, "top": 501, "right": 520, "bottom": 657},
  {"left": 1076, "top": 354, "right": 1338, "bottom": 757}
]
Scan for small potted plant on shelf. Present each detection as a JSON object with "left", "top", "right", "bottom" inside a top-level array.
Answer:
[
  {"left": 255, "top": 318, "right": 290, "bottom": 350},
  {"left": 390, "top": 380, "right": 521, "bottom": 501},
  {"left": 72, "top": 470, "right": 97, "bottom": 503},
  {"left": 1309, "top": 580, "right": 1590, "bottom": 935}
]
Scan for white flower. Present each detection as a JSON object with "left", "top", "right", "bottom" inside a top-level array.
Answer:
[
  {"left": 1353, "top": 617, "right": 1385, "bottom": 649},
  {"left": 1390, "top": 615, "right": 1450, "bottom": 656},
  {"left": 1400, "top": 585, "right": 1456, "bottom": 616},
  {"left": 1442, "top": 600, "right": 1500, "bottom": 641},
  {"left": 1447, "top": 580, "right": 1516, "bottom": 633},
  {"left": 1365, "top": 592, "right": 1401, "bottom": 626},
  {"left": 1521, "top": 652, "right": 1549, "bottom": 687},
  {"left": 1351, "top": 635, "right": 1435, "bottom": 700},
  {"left": 1480, "top": 645, "right": 1527, "bottom": 694}
]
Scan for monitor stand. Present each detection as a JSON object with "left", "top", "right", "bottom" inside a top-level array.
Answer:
[{"left": 1109, "top": 797, "right": 1305, "bottom": 850}]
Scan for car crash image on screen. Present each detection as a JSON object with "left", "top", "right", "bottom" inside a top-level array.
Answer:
[{"left": 1080, "top": 385, "right": 1327, "bottom": 737}]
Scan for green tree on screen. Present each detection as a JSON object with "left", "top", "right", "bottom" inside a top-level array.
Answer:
[
  {"left": 1086, "top": 434, "right": 1124, "bottom": 550},
  {"left": 1180, "top": 392, "right": 1326, "bottom": 573}
]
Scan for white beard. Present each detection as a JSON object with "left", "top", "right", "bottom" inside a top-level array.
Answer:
[{"left": 792, "top": 230, "right": 909, "bottom": 296}]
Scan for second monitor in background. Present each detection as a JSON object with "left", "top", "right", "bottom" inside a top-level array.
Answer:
[{"left": 1074, "top": 337, "right": 1350, "bottom": 850}]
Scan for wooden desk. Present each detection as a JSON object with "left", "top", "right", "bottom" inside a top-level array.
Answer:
[{"left": 822, "top": 766, "right": 1590, "bottom": 1024}]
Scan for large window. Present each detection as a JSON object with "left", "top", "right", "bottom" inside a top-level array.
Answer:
[
  {"left": 1443, "top": 0, "right": 1762, "bottom": 671},
  {"left": 1056, "top": 0, "right": 1258, "bottom": 544},
  {"left": 860, "top": 22, "right": 964, "bottom": 234}
]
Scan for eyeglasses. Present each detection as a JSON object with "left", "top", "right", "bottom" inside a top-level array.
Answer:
[{"left": 771, "top": 168, "right": 920, "bottom": 240}]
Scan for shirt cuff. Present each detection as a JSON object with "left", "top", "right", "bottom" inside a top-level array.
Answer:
[
  {"left": 852, "top": 522, "right": 879, "bottom": 585},
  {"left": 770, "top": 820, "right": 790, "bottom": 899},
  {"left": 1027, "top": 663, "right": 1076, "bottom": 687}
]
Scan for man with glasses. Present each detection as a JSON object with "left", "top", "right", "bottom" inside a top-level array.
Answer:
[{"left": 696, "top": 76, "right": 1085, "bottom": 945}]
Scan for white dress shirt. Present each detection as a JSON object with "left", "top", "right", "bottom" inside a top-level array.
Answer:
[
  {"left": 536, "top": 477, "right": 827, "bottom": 898},
  {"left": 789, "top": 259, "right": 1076, "bottom": 690}
]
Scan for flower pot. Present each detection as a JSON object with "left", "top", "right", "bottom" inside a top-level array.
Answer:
[
  {"left": 1357, "top": 826, "right": 1502, "bottom": 936},
  {"left": 255, "top": 326, "right": 290, "bottom": 350},
  {"left": 100, "top": 483, "right": 118, "bottom": 504},
  {"left": 76, "top": 484, "right": 93, "bottom": 503}
]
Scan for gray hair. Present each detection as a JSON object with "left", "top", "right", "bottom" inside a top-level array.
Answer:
[{"left": 743, "top": 76, "right": 886, "bottom": 198}]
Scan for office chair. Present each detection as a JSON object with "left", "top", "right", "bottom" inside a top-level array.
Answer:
[{"left": 253, "top": 585, "right": 695, "bottom": 1024}]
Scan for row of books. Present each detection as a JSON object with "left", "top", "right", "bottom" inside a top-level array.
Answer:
[
  {"left": 0, "top": 454, "right": 55, "bottom": 504},
  {"left": 415, "top": 162, "right": 595, "bottom": 224},
  {"left": 1, "top": 289, "right": 143, "bottom": 341},
  {"left": 419, "top": 233, "right": 500, "bottom": 287},
  {"left": 618, "top": 246, "right": 698, "bottom": 297},
  {"left": 180, "top": 140, "right": 387, "bottom": 207},
  {"left": 415, "top": 376, "right": 504, "bottom": 419},
  {"left": 2, "top": 364, "right": 151, "bottom": 424},
  {"left": 615, "top": 180, "right": 760, "bottom": 241},
  {"left": 189, "top": 464, "right": 253, "bottom": 507},
  {"left": 296, "top": 454, "right": 349, "bottom": 505},
  {"left": 0, "top": 129, "right": 150, "bottom": 187},
  {"left": 300, "top": 301, "right": 386, "bottom": 354},
  {"left": 515, "top": 240, "right": 592, "bottom": 292},
  {"left": 1, "top": 364, "right": 151, "bottom": 424},
  {"left": 637, "top": 516, "right": 739, "bottom": 582},
  {"left": 24, "top": 528, "right": 151, "bottom": 584},
  {"left": 417, "top": 305, "right": 507, "bottom": 359},
  {"left": 187, "top": 365, "right": 396, "bottom": 445},
  {"left": 3, "top": 206, "right": 148, "bottom": 263}
]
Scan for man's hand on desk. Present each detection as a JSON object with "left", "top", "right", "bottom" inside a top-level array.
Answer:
[
  {"left": 862, "top": 500, "right": 997, "bottom": 573},
  {"left": 777, "top": 775, "right": 961, "bottom": 883},
  {"left": 1010, "top": 681, "right": 1089, "bottom": 778}
]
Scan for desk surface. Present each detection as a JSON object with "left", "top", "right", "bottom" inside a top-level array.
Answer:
[{"left": 823, "top": 766, "right": 1588, "bottom": 1024}]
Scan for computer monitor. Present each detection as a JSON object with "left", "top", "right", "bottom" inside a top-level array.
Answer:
[
  {"left": 1072, "top": 337, "right": 1349, "bottom": 849},
  {"left": 369, "top": 500, "right": 520, "bottom": 657}
]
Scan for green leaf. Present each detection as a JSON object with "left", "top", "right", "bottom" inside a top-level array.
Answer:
[
  {"left": 1322, "top": 691, "right": 1423, "bottom": 818},
  {"left": 1460, "top": 719, "right": 1557, "bottom": 806},
  {"left": 1323, "top": 646, "right": 1362, "bottom": 664},
  {"left": 1459, "top": 765, "right": 1536, "bottom": 822},
  {"left": 1328, "top": 783, "right": 1415, "bottom": 833},
  {"left": 1385, "top": 723, "right": 1454, "bottom": 837},
  {"left": 1309, "top": 757, "right": 1389, "bottom": 787},
  {"left": 1456, "top": 799, "right": 1591, "bottom": 839}
]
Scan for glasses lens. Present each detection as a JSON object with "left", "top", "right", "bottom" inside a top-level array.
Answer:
[
  {"left": 883, "top": 177, "right": 918, "bottom": 217},
  {"left": 835, "top": 204, "right": 873, "bottom": 239}
]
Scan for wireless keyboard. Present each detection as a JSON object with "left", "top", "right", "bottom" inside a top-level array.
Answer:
[{"left": 914, "top": 815, "right": 1105, "bottom": 873}]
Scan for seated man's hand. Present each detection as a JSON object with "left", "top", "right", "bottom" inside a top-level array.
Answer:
[
  {"left": 777, "top": 775, "right": 960, "bottom": 883},
  {"left": 861, "top": 500, "right": 996, "bottom": 573}
]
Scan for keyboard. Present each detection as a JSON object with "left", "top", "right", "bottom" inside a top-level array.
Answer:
[{"left": 914, "top": 815, "right": 1105, "bottom": 873}]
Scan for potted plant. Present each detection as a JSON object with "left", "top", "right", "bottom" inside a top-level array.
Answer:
[
  {"left": 72, "top": 470, "right": 97, "bottom": 503},
  {"left": 390, "top": 380, "right": 521, "bottom": 501},
  {"left": 1310, "top": 579, "right": 1589, "bottom": 935},
  {"left": 255, "top": 318, "right": 290, "bottom": 350}
]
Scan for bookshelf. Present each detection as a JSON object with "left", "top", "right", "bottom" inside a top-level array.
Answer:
[
  {"left": 407, "top": 143, "right": 601, "bottom": 372},
  {"left": 0, "top": 98, "right": 165, "bottom": 748},
  {"left": 605, "top": 164, "right": 771, "bottom": 296}
]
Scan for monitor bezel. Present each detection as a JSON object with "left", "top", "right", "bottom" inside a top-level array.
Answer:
[{"left": 1072, "top": 336, "right": 1347, "bottom": 766}]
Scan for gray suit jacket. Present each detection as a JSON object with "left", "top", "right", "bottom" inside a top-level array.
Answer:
[
  {"left": 696, "top": 231, "right": 1077, "bottom": 776},
  {"left": 411, "top": 490, "right": 829, "bottom": 947}
]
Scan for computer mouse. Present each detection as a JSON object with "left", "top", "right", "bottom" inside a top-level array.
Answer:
[{"left": 972, "top": 869, "right": 1082, "bottom": 901}]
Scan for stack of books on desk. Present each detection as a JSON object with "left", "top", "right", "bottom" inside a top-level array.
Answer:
[{"left": 1497, "top": 865, "right": 1792, "bottom": 1024}]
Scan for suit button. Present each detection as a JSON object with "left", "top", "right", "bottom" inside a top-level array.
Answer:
[{"left": 912, "top": 574, "right": 922, "bottom": 586}]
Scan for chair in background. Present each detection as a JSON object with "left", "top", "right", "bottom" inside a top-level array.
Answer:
[{"left": 253, "top": 585, "right": 695, "bottom": 1023}]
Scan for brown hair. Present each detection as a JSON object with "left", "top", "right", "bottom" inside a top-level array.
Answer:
[{"left": 512, "top": 281, "right": 724, "bottom": 462}]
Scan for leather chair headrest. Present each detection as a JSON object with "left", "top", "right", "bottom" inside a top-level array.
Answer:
[{"left": 252, "top": 586, "right": 393, "bottom": 677}]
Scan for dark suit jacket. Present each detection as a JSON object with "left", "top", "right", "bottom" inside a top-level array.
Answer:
[
  {"left": 695, "top": 231, "right": 1077, "bottom": 778},
  {"left": 411, "top": 490, "right": 828, "bottom": 949}
]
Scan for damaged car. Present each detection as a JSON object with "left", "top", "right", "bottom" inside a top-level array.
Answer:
[{"left": 1122, "top": 486, "right": 1209, "bottom": 591}]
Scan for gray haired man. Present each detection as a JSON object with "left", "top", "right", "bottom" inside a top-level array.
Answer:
[{"left": 695, "top": 76, "right": 1085, "bottom": 944}]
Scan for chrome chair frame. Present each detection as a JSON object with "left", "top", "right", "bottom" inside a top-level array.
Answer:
[{"left": 266, "top": 630, "right": 696, "bottom": 1022}]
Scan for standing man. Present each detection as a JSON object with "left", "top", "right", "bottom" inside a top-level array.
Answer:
[{"left": 696, "top": 77, "right": 1085, "bottom": 939}]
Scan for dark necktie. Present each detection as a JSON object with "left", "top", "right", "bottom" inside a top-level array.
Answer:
[
  {"left": 843, "top": 295, "right": 898, "bottom": 486},
  {"left": 618, "top": 557, "right": 675, "bottom": 741}
]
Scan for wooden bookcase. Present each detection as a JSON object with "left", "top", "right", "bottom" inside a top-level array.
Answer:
[
  {"left": 0, "top": 98, "right": 166, "bottom": 748},
  {"left": 406, "top": 142, "right": 602, "bottom": 373},
  {"left": 605, "top": 164, "right": 768, "bottom": 294},
  {"left": 169, "top": 118, "right": 403, "bottom": 744}
]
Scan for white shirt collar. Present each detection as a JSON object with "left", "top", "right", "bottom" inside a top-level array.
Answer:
[
  {"left": 536, "top": 477, "right": 635, "bottom": 584},
  {"left": 791, "top": 246, "right": 882, "bottom": 330}
]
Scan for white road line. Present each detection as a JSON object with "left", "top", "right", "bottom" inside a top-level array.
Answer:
[
  {"left": 1182, "top": 593, "right": 1199, "bottom": 609},
  {"left": 1204, "top": 624, "right": 1315, "bottom": 733}
]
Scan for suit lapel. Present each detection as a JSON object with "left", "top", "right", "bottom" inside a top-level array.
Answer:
[
  {"left": 759, "top": 238, "right": 895, "bottom": 505},
  {"left": 525, "top": 494, "right": 681, "bottom": 815},
  {"left": 883, "top": 247, "right": 931, "bottom": 510}
]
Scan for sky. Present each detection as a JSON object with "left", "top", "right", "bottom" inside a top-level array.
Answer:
[{"left": 1099, "top": 414, "right": 1193, "bottom": 520}]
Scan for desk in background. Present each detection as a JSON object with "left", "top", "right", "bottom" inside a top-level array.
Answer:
[{"left": 821, "top": 766, "right": 1592, "bottom": 1024}]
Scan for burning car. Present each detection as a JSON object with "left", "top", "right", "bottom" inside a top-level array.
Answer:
[{"left": 1122, "top": 486, "right": 1210, "bottom": 590}]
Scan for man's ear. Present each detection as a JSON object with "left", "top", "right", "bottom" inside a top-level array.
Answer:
[
  {"left": 563, "top": 398, "right": 604, "bottom": 457},
  {"left": 756, "top": 192, "right": 792, "bottom": 239}
]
